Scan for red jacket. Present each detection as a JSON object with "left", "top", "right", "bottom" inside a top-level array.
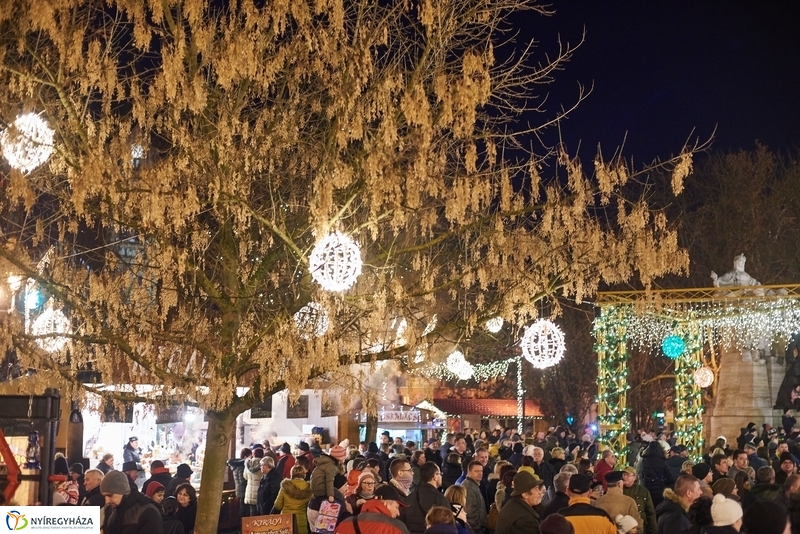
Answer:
[
  {"left": 594, "top": 459, "right": 614, "bottom": 491},
  {"left": 334, "top": 500, "right": 410, "bottom": 534}
]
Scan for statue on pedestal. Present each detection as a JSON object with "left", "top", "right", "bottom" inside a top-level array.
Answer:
[{"left": 711, "top": 254, "right": 765, "bottom": 296}]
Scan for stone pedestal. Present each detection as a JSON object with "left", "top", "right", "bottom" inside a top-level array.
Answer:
[{"left": 704, "top": 348, "right": 784, "bottom": 445}]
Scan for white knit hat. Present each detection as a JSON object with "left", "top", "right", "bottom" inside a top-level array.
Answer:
[
  {"left": 711, "top": 494, "right": 743, "bottom": 526},
  {"left": 615, "top": 515, "right": 638, "bottom": 533}
]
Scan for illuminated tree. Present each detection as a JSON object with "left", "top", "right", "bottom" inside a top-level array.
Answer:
[{"left": 0, "top": 0, "right": 696, "bottom": 530}]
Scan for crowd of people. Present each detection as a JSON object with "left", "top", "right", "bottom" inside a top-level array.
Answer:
[
  {"left": 223, "top": 420, "right": 800, "bottom": 534},
  {"left": 10, "top": 415, "right": 800, "bottom": 534}
]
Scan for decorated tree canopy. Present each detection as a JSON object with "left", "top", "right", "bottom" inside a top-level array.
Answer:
[{"left": 0, "top": 0, "right": 698, "bottom": 530}]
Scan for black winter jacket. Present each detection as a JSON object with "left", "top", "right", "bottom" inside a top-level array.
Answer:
[
  {"left": 105, "top": 490, "right": 164, "bottom": 534},
  {"left": 405, "top": 483, "right": 451, "bottom": 534}
]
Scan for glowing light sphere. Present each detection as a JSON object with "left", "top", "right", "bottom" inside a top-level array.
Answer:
[
  {"left": 694, "top": 366, "right": 715, "bottom": 388},
  {"left": 661, "top": 335, "right": 686, "bottom": 359},
  {"left": 485, "top": 316, "right": 504, "bottom": 333},
  {"left": 520, "top": 319, "right": 566, "bottom": 369},
  {"left": 293, "top": 302, "right": 329, "bottom": 340},
  {"left": 31, "top": 306, "right": 71, "bottom": 352},
  {"left": 1, "top": 113, "right": 55, "bottom": 173},
  {"left": 309, "top": 231, "right": 362, "bottom": 292},
  {"left": 446, "top": 350, "right": 474, "bottom": 380}
]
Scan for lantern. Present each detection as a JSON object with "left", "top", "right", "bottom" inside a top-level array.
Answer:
[
  {"left": 520, "top": 319, "right": 566, "bottom": 369},
  {"left": 309, "top": 231, "right": 362, "bottom": 292}
]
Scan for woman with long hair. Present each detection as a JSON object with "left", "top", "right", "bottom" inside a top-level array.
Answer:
[
  {"left": 444, "top": 485, "right": 474, "bottom": 534},
  {"left": 174, "top": 483, "right": 197, "bottom": 534}
]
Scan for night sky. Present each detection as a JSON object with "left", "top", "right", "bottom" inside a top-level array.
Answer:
[{"left": 514, "top": 2, "right": 800, "bottom": 166}]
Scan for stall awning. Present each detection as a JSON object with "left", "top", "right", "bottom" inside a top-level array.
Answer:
[{"left": 432, "top": 398, "right": 542, "bottom": 418}]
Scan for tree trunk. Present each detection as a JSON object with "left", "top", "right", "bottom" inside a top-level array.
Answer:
[
  {"left": 365, "top": 413, "right": 378, "bottom": 445},
  {"left": 194, "top": 409, "right": 236, "bottom": 534}
]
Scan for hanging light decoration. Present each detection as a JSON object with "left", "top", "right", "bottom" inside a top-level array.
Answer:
[
  {"left": 30, "top": 303, "right": 71, "bottom": 352},
  {"left": 293, "top": 302, "right": 329, "bottom": 339},
  {"left": 661, "top": 335, "right": 686, "bottom": 359},
  {"left": 520, "top": 319, "right": 566, "bottom": 369},
  {"left": 446, "top": 350, "right": 474, "bottom": 380},
  {"left": 693, "top": 366, "right": 715, "bottom": 388},
  {"left": 1, "top": 113, "right": 55, "bottom": 173},
  {"left": 308, "top": 231, "right": 362, "bottom": 292},
  {"left": 485, "top": 316, "right": 504, "bottom": 333}
]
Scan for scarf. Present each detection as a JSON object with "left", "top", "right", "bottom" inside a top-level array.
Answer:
[
  {"left": 357, "top": 489, "right": 374, "bottom": 500},
  {"left": 392, "top": 473, "right": 413, "bottom": 495}
]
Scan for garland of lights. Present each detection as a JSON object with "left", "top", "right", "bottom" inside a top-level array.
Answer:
[
  {"left": 672, "top": 322, "right": 705, "bottom": 460},
  {"left": 308, "top": 231, "right": 363, "bottom": 292},
  {"left": 593, "top": 307, "right": 631, "bottom": 453},
  {"left": 413, "top": 357, "right": 513, "bottom": 382},
  {"left": 1, "top": 113, "right": 55, "bottom": 173}
]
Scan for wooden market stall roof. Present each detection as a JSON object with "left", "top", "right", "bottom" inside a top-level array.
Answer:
[{"left": 432, "top": 398, "right": 542, "bottom": 418}]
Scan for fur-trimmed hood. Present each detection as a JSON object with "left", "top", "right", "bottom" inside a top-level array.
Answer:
[
  {"left": 280, "top": 478, "right": 312, "bottom": 500},
  {"left": 662, "top": 488, "right": 689, "bottom": 511}
]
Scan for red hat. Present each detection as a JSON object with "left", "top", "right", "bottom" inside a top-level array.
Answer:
[{"left": 145, "top": 481, "right": 165, "bottom": 499}]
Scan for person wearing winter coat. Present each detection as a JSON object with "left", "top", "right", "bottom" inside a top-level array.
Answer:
[
  {"left": 405, "top": 462, "right": 452, "bottom": 534},
  {"left": 227, "top": 448, "right": 252, "bottom": 519},
  {"left": 593, "top": 471, "right": 642, "bottom": 528},
  {"left": 639, "top": 441, "right": 675, "bottom": 508},
  {"left": 143, "top": 461, "right": 173, "bottom": 496},
  {"left": 345, "top": 471, "right": 378, "bottom": 516},
  {"left": 160, "top": 497, "right": 185, "bottom": 534},
  {"left": 423, "top": 506, "right": 459, "bottom": 534},
  {"left": 494, "top": 471, "right": 545, "bottom": 534},
  {"left": 80, "top": 468, "right": 106, "bottom": 507},
  {"left": 655, "top": 474, "right": 702, "bottom": 534},
  {"left": 310, "top": 453, "right": 341, "bottom": 502},
  {"left": 123, "top": 437, "right": 141, "bottom": 464},
  {"left": 334, "top": 499, "right": 410, "bottom": 534},
  {"left": 243, "top": 449, "right": 265, "bottom": 517},
  {"left": 101, "top": 470, "right": 164, "bottom": 534},
  {"left": 441, "top": 453, "right": 463, "bottom": 492},
  {"left": 275, "top": 443, "right": 297, "bottom": 480},
  {"left": 274, "top": 465, "right": 312, "bottom": 534},
  {"left": 257, "top": 457, "right": 282, "bottom": 516},
  {"left": 621, "top": 467, "right": 657, "bottom": 534}
]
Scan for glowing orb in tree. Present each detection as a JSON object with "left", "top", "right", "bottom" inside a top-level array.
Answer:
[
  {"left": 31, "top": 306, "right": 71, "bottom": 352},
  {"left": 661, "top": 335, "right": 685, "bottom": 359},
  {"left": 1, "top": 113, "right": 54, "bottom": 173},
  {"left": 293, "top": 302, "right": 329, "bottom": 340},
  {"left": 446, "top": 350, "right": 474, "bottom": 380},
  {"left": 694, "top": 366, "right": 715, "bottom": 388},
  {"left": 309, "top": 231, "right": 362, "bottom": 292},
  {"left": 485, "top": 316, "right": 504, "bottom": 333},
  {"left": 520, "top": 319, "right": 565, "bottom": 369}
]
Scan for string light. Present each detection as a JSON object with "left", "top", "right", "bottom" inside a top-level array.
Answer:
[
  {"left": 1, "top": 113, "right": 54, "bottom": 173},
  {"left": 485, "top": 316, "right": 504, "bottom": 333},
  {"left": 308, "top": 231, "right": 362, "bottom": 292},
  {"left": 520, "top": 319, "right": 566, "bottom": 369},
  {"left": 293, "top": 302, "right": 329, "bottom": 339},
  {"left": 30, "top": 303, "right": 71, "bottom": 352},
  {"left": 412, "top": 357, "right": 512, "bottom": 382}
]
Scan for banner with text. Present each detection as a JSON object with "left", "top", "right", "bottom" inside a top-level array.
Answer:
[{"left": 1, "top": 507, "right": 100, "bottom": 534}]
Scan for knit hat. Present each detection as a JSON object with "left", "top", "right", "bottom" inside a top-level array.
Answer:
[
  {"left": 339, "top": 439, "right": 350, "bottom": 448},
  {"left": 779, "top": 452, "right": 795, "bottom": 464},
  {"left": 145, "top": 481, "right": 165, "bottom": 499},
  {"left": 427, "top": 438, "right": 439, "bottom": 446},
  {"left": 712, "top": 477, "right": 736, "bottom": 497},
  {"left": 347, "top": 469, "right": 362, "bottom": 486},
  {"left": 517, "top": 465, "right": 536, "bottom": 477},
  {"left": 605, "top": 471, "right": 623, "bottom": 485},
  {"left": 711, "top": 493, "right": 743, "bottom": 526},
  {"left": 511, "top": 471, "right": 544, "bottom": 496},
  {"left": 539, "top": 513, "right": 574, "bottom": 534},
  {"left": 567, "top": 474, "right": 592, "bottom": 494},
  {"left": 129, "top": 436, "right": 139, "bottom": 443},
  {"left": 622, "top": 466, "right": 636, "bottom": 475},
  {"left": 176, "top": 463, "right": 193, "bottom": 478},
  {"left": 100, "top": 470, "right": 131, "bottom": 496},
  {"left": 69, "top": 463, "right": 84, "bottom": 475},
  {"left": 280, "top": 443, "right": 291, "bottom": 454},
  {"left": 615, "top": 515, "right": 638, "bottom": 534},
  {"left": 298, "top": 442, "right": 310, "bottom": 452},
  {"left": 692, "top": 463, "right": 711, "bottom": 480},
  {"left": 329, "top": 445, "right": 347, "bottom": 461},
  {"left": 54, "top": 456, "right": 69, "bottom": 476},
  {"left": 742, "top": 501, "right": 788, "bottom": 534}
]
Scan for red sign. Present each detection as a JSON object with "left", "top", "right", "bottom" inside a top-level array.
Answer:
[{"left": 242, "top": 514, "right": 295, "bottom": 534}]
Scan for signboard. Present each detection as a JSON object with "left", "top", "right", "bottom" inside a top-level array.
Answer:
[
  {"left": 242, "top": 513, "right": 295, "bottom": 534},
  {"left": 286, "top": 395, "right": 309, "bottom": 419},
  {"left": 250, "top": 398, "right": 273, "bottom": 419},
  {"left": 0, "top": 506, "right": 100, "bottom": 534}
]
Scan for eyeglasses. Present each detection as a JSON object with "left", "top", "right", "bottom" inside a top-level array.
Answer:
[{"left": 362, "top": 482, "right": 376, "bottom": 486}]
